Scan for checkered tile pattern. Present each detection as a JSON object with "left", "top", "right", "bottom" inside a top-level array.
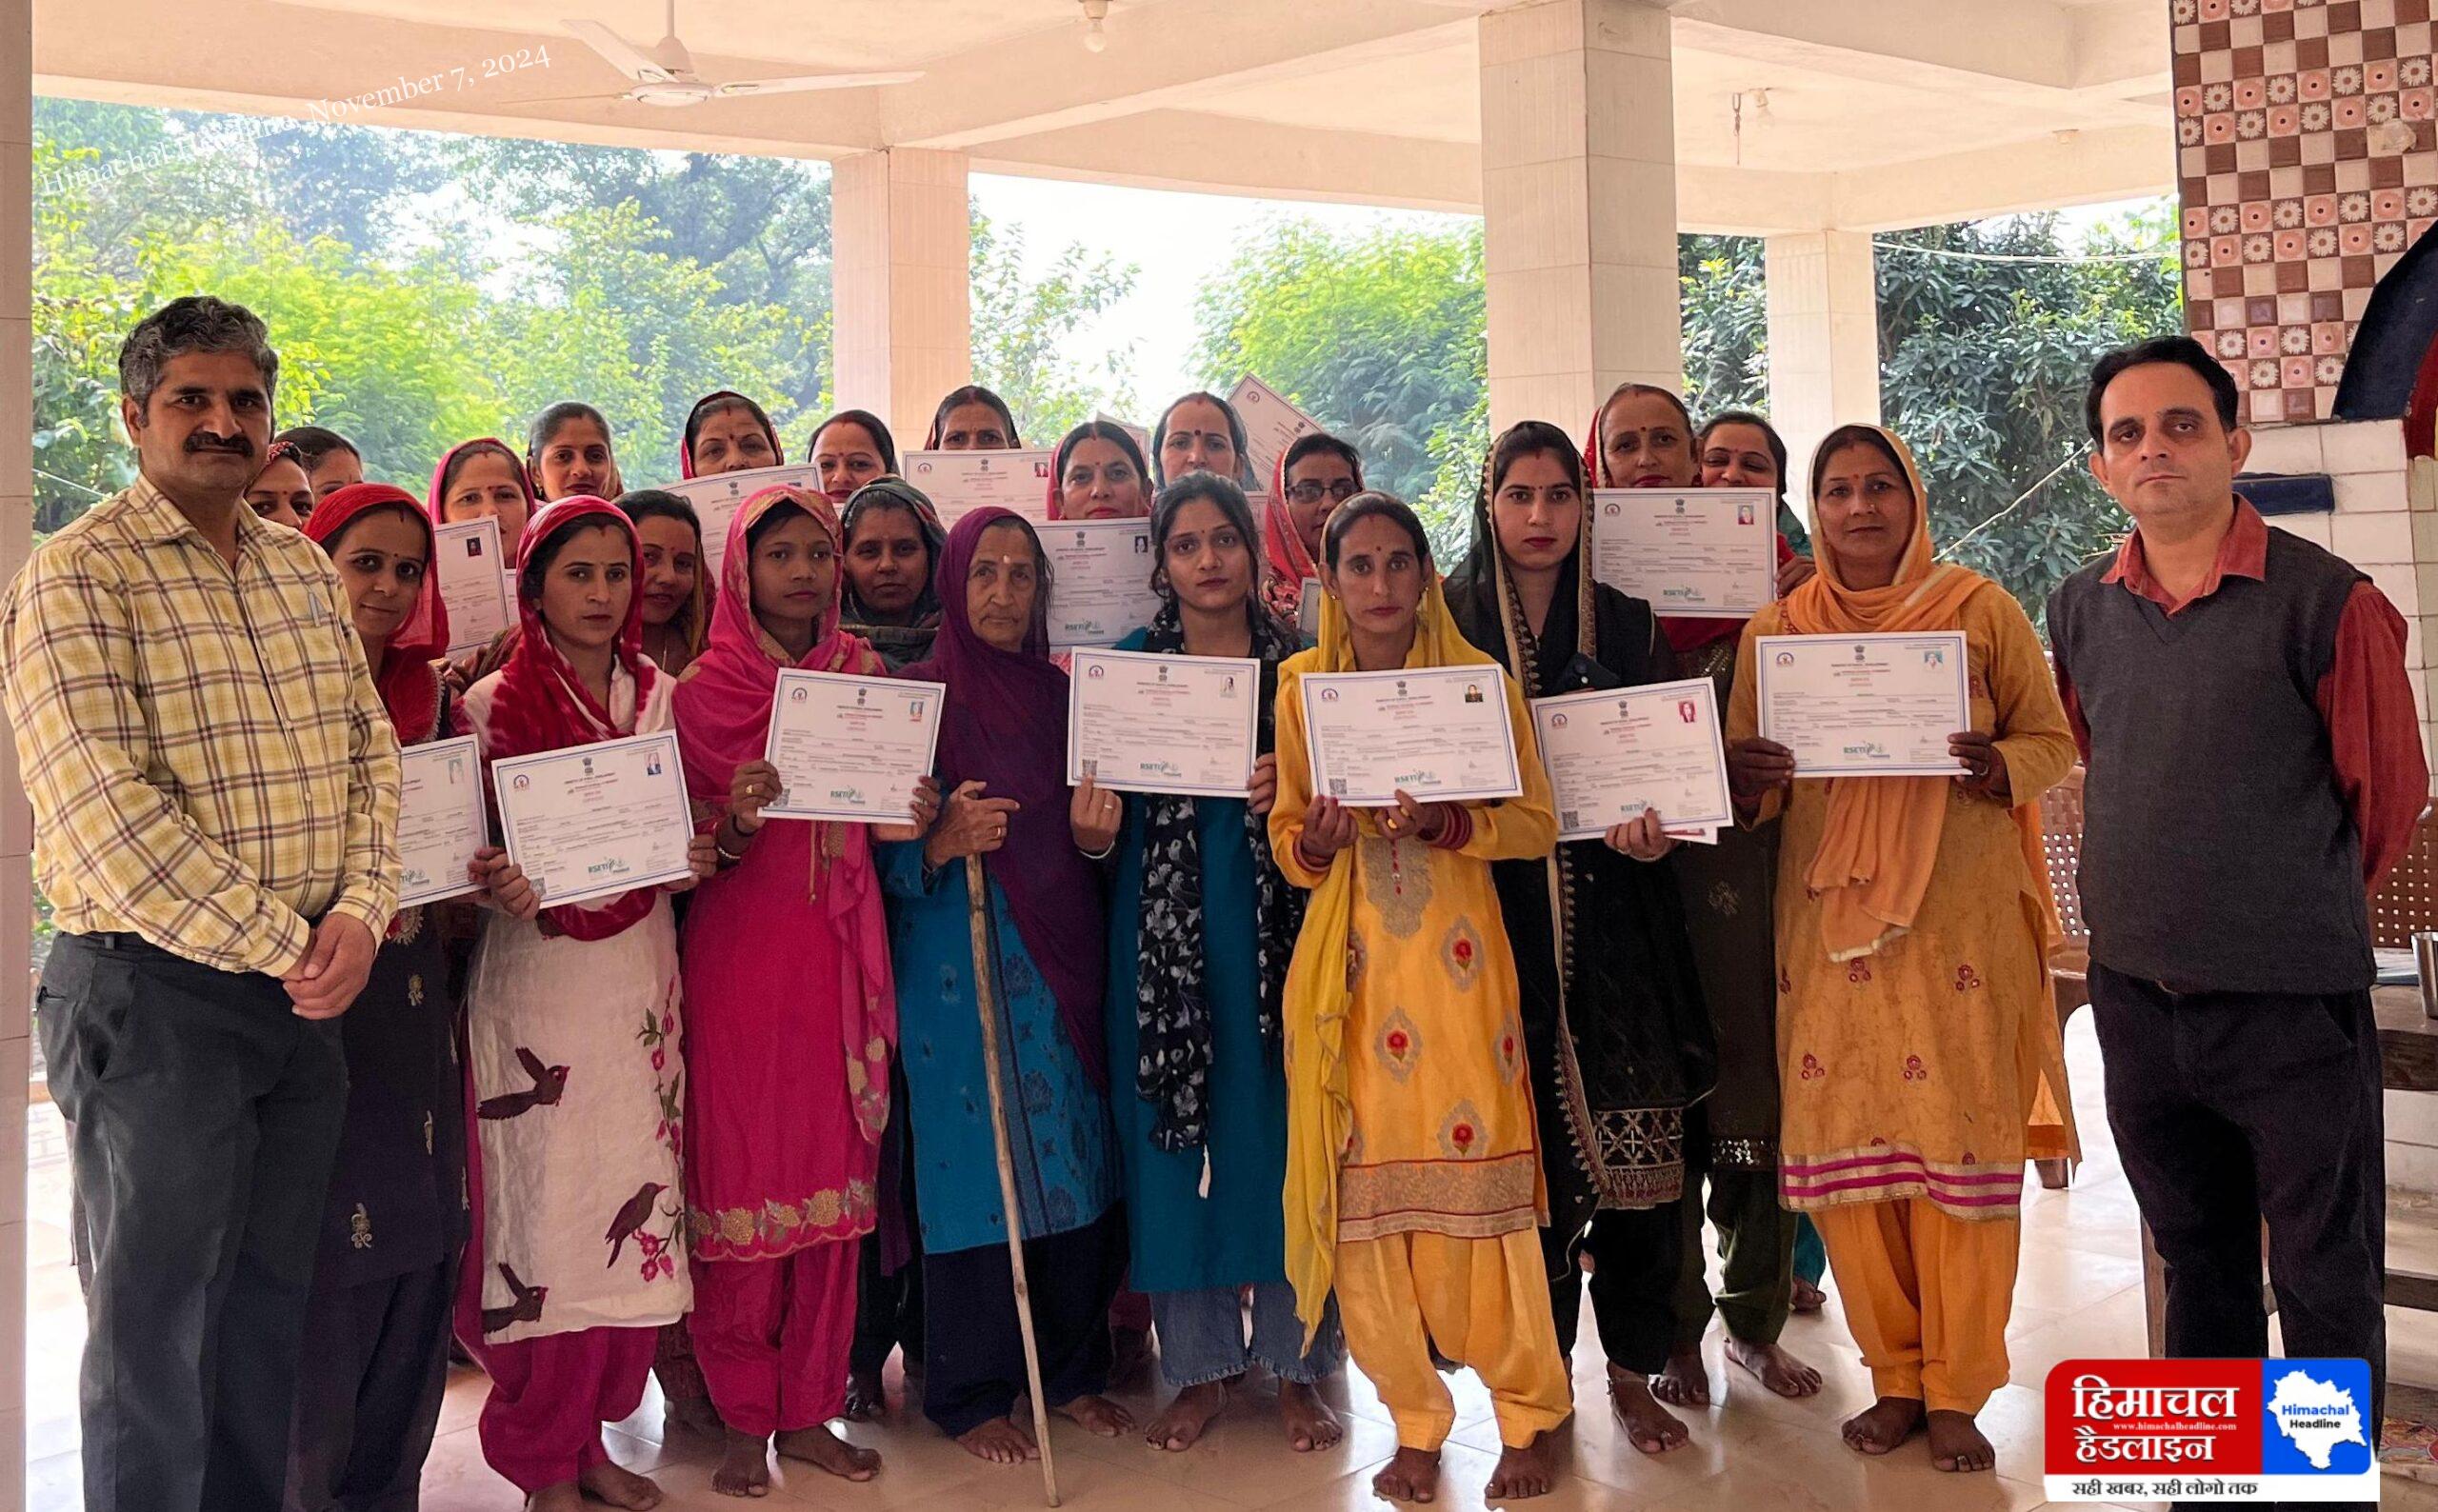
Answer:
[{"left": 2175, "top": 0, "right": 2438, "bottom": 424}]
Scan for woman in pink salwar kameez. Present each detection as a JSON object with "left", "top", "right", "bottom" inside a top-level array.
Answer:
[{"left": 674, "top": 483, "right": 940, "bottom": 1497}]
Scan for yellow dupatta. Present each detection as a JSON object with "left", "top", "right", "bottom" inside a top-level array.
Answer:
[{"left": 1274, "top": 563, "right": 1509, "bottom": 1344}]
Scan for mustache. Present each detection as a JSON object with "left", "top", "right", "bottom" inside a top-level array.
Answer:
[{"left": 185, "top": 434, "right": 254, "bottom": 457}]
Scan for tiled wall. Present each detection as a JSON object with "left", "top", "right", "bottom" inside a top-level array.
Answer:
[{"left": 2172, "top": 0, "right": 2438, "bottom": 426}]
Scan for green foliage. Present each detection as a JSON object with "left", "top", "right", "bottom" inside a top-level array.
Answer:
[
  {"left": 1680, "top": 235, "right": 1769, "bottom": 415},
  {"left": 969, "top": 211, "right": 1140, "bottom": 446},
  {"left": 1191, "top": 219, "right": 1486, "bottom": 507}
]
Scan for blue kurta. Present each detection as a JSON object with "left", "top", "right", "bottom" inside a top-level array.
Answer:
[
  {"left": 879, "top": 841, "right": 1117, "bottom": 1258},
  {"left": 1099, "top": 629, "right": 1291, "bottom": 1294}
]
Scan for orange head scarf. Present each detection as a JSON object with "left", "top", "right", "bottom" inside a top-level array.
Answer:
[{"left": 1781, "top": 425, "right": 2042, "bottom": 961}]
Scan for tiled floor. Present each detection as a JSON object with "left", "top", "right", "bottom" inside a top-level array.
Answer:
[{"left": 25, "top": 1015, "right": 2438, "bottom": 1509}]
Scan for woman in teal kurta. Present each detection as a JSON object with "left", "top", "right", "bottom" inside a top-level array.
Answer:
[{"left": 1101, "top": 474, "right": 1345, "bottom": 1455}]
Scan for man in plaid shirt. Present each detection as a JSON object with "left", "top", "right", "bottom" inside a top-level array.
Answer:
[{"left": 2, "top": 296, "right": 400, "bottom": 1512}]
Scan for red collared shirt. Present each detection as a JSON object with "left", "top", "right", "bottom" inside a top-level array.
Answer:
[{"left": 2056, "top": 499, "right": 2428, "bottom": 889}]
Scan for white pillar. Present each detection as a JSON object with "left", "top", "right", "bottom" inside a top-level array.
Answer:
[
  {"left": 0, "top": 0, "right": 34, "bottom": 1487},
  {"left": 1479, "top": 0, "right": 1683, "bottom": 436},
  {"left": 829, "top": 147, "right": 972, "bottom": 444},
  {"left": 1765, "top": 229, "right": 1882, "bottom": 505}
]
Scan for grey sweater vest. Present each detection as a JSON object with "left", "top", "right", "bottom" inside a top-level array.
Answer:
[{"left": 2048, "top": 527, "right": 2371, "bottom": 994}]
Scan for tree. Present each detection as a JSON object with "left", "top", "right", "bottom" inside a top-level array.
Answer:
[
  {"left": 1192, "top": 220, "right": 1486, "bottom": 506},
  {"left": 969, "top": 212, "right": 1139, "bottom": 446}
]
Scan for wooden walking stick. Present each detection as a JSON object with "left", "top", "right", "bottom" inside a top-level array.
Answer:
[{"left": 962, "top": 852, "right": 1062, "bottom": 1506}]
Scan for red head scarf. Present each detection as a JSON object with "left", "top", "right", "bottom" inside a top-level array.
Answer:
[
  {"left": 679, "top": 390, "right": 785, "bottom": 480},
  {"left": 303, "top": 483, "right": 450, "bottom": 744},
  {"left": 464, "top": 495, "right": 663, "bottom": 942},
  {"left": 902, "top": 507, "right": 1108, "bottom": 1088},
  {"left": 1583, "top": 388, "right": 1793, "bottom": 654},
  {"left": 1261, "top": 435, "right": 1363, "bottom": 623}
]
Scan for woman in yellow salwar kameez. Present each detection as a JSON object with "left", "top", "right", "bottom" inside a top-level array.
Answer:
[
  {"left": 1270, "top": 493, "right": 1573, "bottom": 1503},
  {"left": 1724, "top": 424, "right": 2077, "bottom": 1475}
]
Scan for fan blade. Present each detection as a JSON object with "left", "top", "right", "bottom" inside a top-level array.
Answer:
[
  {"left": 712, "top": 70, "right": 925, "bottom": 97},
  {"left": 563, "top": 19, "right": 676, "bottom": 83},
  {"left": 491, "top": 89, "right": 641, "bottom": 108}
]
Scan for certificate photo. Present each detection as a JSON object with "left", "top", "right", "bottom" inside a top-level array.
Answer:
[
  {"left": 762, "top": 669, "right": 945, "bottom": 823},
  {"left": 1756, "top": 631, "right": 1970, "bottom": 778},
  {"left": 491, "top": 729, "right": 697, "bottom": 909},
  {"left": 1589, "top": 488, "right": 1776, "bottom": 618},
  {"left": 396, "top": 734, "right": 490, "bottom": 908},
  {"left": 1530, "top": 676, "right": 1732, "bottom": 842},
  {"left": 1066, "top": 647, "right": 1259, "bottom": 798},
  {"left": 1300, "top": 665, "right": 1523, "bottom": 807}
]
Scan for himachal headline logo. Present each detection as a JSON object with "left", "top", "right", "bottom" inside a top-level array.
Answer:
[{"left": 2043, "top": 1358, "right": 2376, "bottom": 1502}]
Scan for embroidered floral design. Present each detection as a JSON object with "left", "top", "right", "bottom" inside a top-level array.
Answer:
[
  {"left": 1903, "top": 1054, "right": 1928, "bottom": 1083},
  {"left": 407, "top": 973, "right": 425, "bottom": 1007},
  {"left": 1375, "top": 1006, "right": 1424, "bottom": 1084},
  {"left": 1439, "top": 1100, "right": 1485, "bottom": 1159},
  {"left": 1347, "top": 931, "right": 1368, "bottom": 990},
  {"left": 1496, "top": 1014, "right": 1524, "bottom": 1082},
  {"left": 1954, "top": 964, "right": 1984, "bottom": 991},
  {"left": 1441, "top": 917, "right": 1484, "bottom": 989},
  {"left": 1846, "top": 959, "right": 1873, "bottom": 985},
  {"left": 1358, "top": 834, "right": 1432, "bottom": 939},
  {"left": 1799, "top": 1052, "right": 1825, "bottom": 1082},
  {"left": 349, "top": 1203, "right": 372, "bottom": 1250},
  {"left": 1708, "top": 880, "right": 1741, "bottom": 918}
]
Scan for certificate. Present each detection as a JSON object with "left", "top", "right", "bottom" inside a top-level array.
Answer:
[
  {"left": 1530, "top": 677, "right": 1733, "bottom": 842},
  {"left": 1295, "top": 577, "right": 1322, "bottom": 644},
  {"left": 762, "top": 669, "right": 945, "bottom": 824},
  {"left": 665, "top": 463, "right": 827, "bottom": 580},
  {"left": 1228, "top": 373, "right": 1322, "bottom": 489},
  {"left": 396, "top": 735, "right": 489, "bottom": 907},
  {"left": 1756, "top": 632, "right": 1969, "bottom": 777},
  {"left": 903, "top": 448, "right": 1054, "bottom": 526},
  {"left": 492, "top": 730, "right": 696, "bottom": 909},
  {"left": 1043, "top": 519, "right": 1162, "bottom": 648},
  {"left": 1066, "top": 648, "right": 1259, "bottom": 798},
  {"left": 432, "top": 516, "right": 512, "bottom": 656},
  {"left": 1589, "top": 488, "right": 1776, "bottom": 618},
  {"left": 1300, "top": 666, "right": 1523, "bottom": 807},
  {"left": 1094, "top": 411, "right": 1151, "bottom": 459}
]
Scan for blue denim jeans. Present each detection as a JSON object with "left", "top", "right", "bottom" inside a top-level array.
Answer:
[{"left": 1149, "top": 1282, "right": 1345, "bottom": 1388}]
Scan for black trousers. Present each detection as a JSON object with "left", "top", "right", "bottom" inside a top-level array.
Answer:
[
  {"left": 849, "top": 1226, "right": 928, "bottom": 1379},
  {"left": 285, "top": 1255, "right": 458, "bottom": 1512},
  {"left": 41, "top": 931, "right": 349, "bottom": 1512},
  {"left": 920, "top": 1208, "right": 1126, "bottom": 1438},
  {"left": 1545, "top": 1201, "right": 1684, "bottom": 1376},
  {"left": 2090, "top": 965, "right": 2387, "bottom": 1431}
]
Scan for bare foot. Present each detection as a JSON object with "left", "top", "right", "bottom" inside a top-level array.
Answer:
[
  {"left": 712, "top": 1431, "right": 771, "bottom": 1499},
  {"left": 1790, "top": 1277, "right": 1828, "bottom": 1314},
  {"left": 1606, "top": 1363, "right": 1689, "bottom": 1454},
  {"left": 1279, "top": 1379, "right": 1344, "bottom": 1451},
  {"left": 843, "top": 1367, "right": 885, "bottom": 1422},
  {"left": 1054, "top": 1392, "right": 1135, "bottom": 1436},
  {"left": 1485, "top": 1432, "right": 1557, "bottom": 1500},
  {"left": 1648, "top": 1345, "right": 1710, "bottom": 1407},
  {"left": 576, "top": 1461, "right": 665, "bottom": 1510},
  {"left": 1371, "top": 1446, "right": 1441, "bottom": 1502},
  {"left": 525, "top": 1484, "right": 582, "bottom": 1512},
  {"left": 663, "top": 1391, "right": 726, "bottom": 1440},
  {"left": 955, "top": 1415, "right": 1038, "bottom": 1464},
  {"left": 775, "top": 1422, "right": 881, "bottom": 1481},
  {"left": 1145, "top": 1379, "right": 1229, "bottom": 1450},
  {"left": 1925, "top": 1408, "right": 1995, "bottom": 1472},
  {"left": 1842, "top": 1395, "right": 1924, "bottom": 1457},
  {"left": 1727, "top": 1337, "right": 1823, "bottom": 1399}
]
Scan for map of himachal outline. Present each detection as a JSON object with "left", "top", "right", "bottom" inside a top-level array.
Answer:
[{"left": 2267, "top": 1367, "right": 2369, "bottom": 1471}]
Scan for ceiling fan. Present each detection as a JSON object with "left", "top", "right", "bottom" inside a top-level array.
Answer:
[{"left": 544, "top": 0, "right": 925, "bottom": 108}]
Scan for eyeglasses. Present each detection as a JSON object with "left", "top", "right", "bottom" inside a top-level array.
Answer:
[{"left": 1287, "top": 479, "right": 1361, "bottom": 506}]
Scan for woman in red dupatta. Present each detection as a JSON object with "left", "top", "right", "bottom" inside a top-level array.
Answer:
[
  {"left": 430, "top": 437, "right": 543, "bottom": 693},
  {"left": 673, "top": 484, "right": 940, "bottom": 1494},
  {"left": 1582, "top": 383, "right": 1826, "bottom": 1414},
  {"left": 453, "top": 497, "right": 715, "bottom": 1512},
  {"left": 1260, "top": 431, "right": 1364, "bottom": 626}
]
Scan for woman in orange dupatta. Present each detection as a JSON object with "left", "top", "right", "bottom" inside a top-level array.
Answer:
[{"left": 1724, "top": 424, "right": 2077, "bottom": 1475}]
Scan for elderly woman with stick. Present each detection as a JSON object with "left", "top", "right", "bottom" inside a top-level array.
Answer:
[{"left": 878, "top": 505, "right": 1135, "bottom": 1467}]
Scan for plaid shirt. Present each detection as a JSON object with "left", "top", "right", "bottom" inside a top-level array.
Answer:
[{"left": 1, "top": 475, "right": 401, "bottom": 975}]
